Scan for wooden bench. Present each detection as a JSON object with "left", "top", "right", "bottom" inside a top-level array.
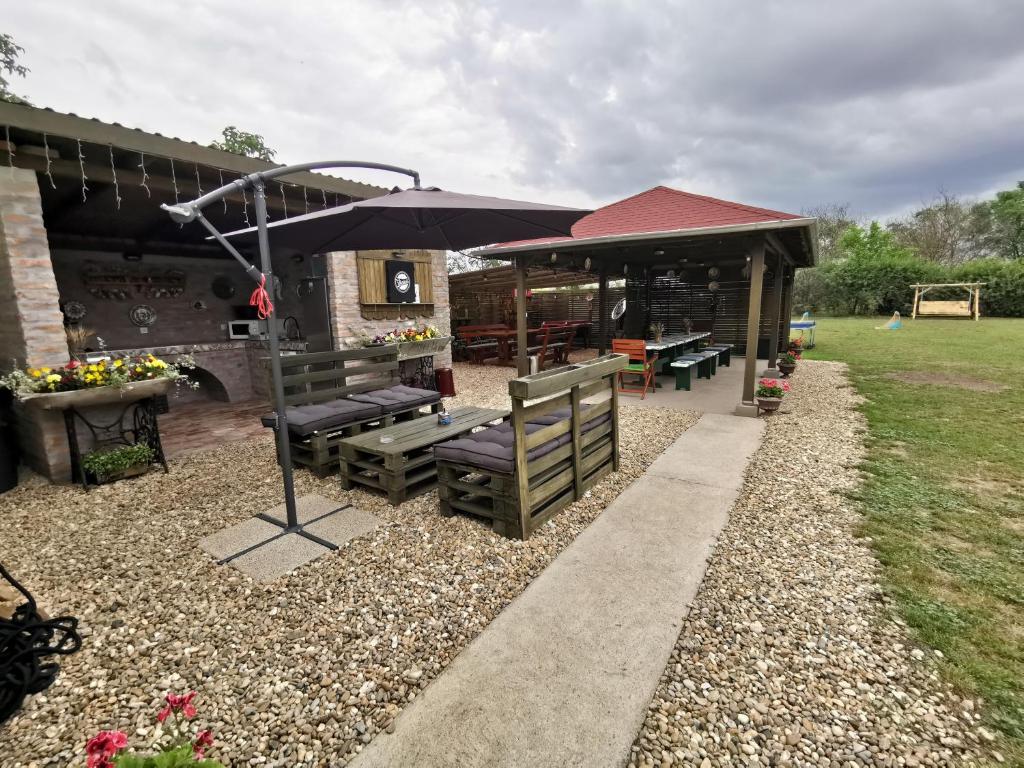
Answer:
[
  {"left": 268, "top": 346, "right": 442, "bottom": 477},
  {"left": 669, "top": 357, "right": 700, "bottom": 391},
  {"left": 339, "top": 406, "right": 508, "bottom": 505},
  {"left": 455, "top": 324, "right": 509, "bottom": 361},
  {"left": 703, "top": 343, "right": 733, "bottom": 367},
  {"left": 435, "top": 353, "right": 628, "bottom": 539}
]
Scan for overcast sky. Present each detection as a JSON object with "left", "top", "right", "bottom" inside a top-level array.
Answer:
[{"left": 7, "top": 1, "right": 1024, "bottom": 220}]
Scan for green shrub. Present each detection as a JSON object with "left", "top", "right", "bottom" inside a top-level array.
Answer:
[
  {"left": 81, "top": 443, "right": 154, "bottom": 478},
  {"left": 950, "top": 259, "right": 1024, "bottom": 317}
]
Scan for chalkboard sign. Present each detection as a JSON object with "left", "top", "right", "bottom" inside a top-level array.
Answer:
[{"left": 386, "top": 260, "right": 416, "bottom": 303}]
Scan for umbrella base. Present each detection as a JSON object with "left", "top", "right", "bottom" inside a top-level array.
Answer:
[{"left": 198, "top": 494, "right": 380, "bottom": 582}]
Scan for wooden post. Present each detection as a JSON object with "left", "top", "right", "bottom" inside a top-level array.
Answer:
[
  {"left": 742, "top": 239, "right": 766, "bottom": 404},
  {"left": 570, "top": 384, "right": 583, "bottom": 500},
  {"left": 781, "top": 270, "right": 794, "bottom": 350},
  {"left": 974, "top": 285, "right": 981, "bottom": 321},
  {"left": 511, "top": 396, "right": 531, "bottom": 539},
  {"left": 911, "top": 286, "right": 919, "bottom": 319},
  {"left": 597, "top": 265, "right": 609, "bottom": 356},
  {"left": 766, "top": 253, "right": 785, "bottom": 370},
  {"left": 515, "top": 257, "right": 529, "bottom": 376}
]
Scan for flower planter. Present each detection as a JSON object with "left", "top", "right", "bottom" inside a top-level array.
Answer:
[
  {"left": 396, "top": 336, "right": 452, "bottom": 361},
  {"left": 19, "top": 378, "right": 175, "bottom": 411},
  {"left": 778, "top": 362, "right": 797, "bottom": 378},
  {"left": 756, "top": 396, "right": 782, "bottom": 414},
  {"left": 90, "top": 462, "right": 152, "bottom": 485}
]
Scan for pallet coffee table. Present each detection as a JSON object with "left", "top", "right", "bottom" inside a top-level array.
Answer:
[{"left": 338, "top": 406, "right": 509, "bottom": 505}]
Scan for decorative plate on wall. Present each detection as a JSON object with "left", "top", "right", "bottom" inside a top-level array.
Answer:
[
  {"left": 63, "top": 300, "right": 87, "bottom": 322},
  {"left": 211, "top": 276, "right": 236, "bottom": 300},
  {"left": 129, "top": 304, "right": 157, "bottom": 327}
]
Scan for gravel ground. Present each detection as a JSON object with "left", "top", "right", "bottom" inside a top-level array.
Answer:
[
  {"left": 0, "top": 361, "right": 697, "bottom": 767},
  {"left": 628, "top": 361, "right": 995, "bottom": 768}
]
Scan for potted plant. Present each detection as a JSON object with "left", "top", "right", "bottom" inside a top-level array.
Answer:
[
  {"left": 358, "top": 324, "right": 452, "bottom": 360},
  {"left": 81, "top": 443, "right": 155, "bottom": 485},
  {"left": 0, "top": 353, "right": 195, "bottom": 410},
  {"left": 778, "top": 350, "right": 799, "bottom": 377},
  {"left": 755, "top": 377, "right": 791, "bottom": 414},
  {"left": 648, "top": 322, "right": 666, "bottom": 343},
  {"left": 85, "top": 690, "right": 223, "bottom": 767}
]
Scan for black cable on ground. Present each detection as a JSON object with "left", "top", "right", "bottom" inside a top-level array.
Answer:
[{"left": 0, "top": 562, "right": 82, "bottom": 725}]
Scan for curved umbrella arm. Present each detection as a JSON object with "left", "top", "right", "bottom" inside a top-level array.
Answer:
[{"left": 160, "top": 160, "right": 421, "bottom": 224}]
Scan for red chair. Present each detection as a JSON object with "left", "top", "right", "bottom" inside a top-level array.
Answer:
[{"left": 611, "top": 339, "right": 656, "bottom": 399}]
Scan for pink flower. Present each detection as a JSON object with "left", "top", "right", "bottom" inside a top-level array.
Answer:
[
  {"left": 86, "top": 730, "right": 128, "bottom": 767},
  {"left": 158, "top": 690, "right": 198, "bottom": 722},
  {"left": 193, "top": 729, "right": 214, "bottom": 759}
]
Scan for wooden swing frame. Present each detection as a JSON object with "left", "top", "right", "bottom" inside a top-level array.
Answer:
[{"left": 910, "top": 282, "right": 985, "bottom": 321}]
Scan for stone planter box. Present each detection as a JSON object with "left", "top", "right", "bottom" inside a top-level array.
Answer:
[
  {"left": 19, "top": 378, "right": 175, "bottom": 411},
  {"left": 396, "top": 336, "right": 452, "bottom": 361},
  {"left": 90, "top": 461, "right": 152, "bottom": 485}
]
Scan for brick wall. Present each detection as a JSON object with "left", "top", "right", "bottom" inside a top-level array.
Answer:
[
  {"left": 0, "top": 168, "right": 67, "bottom": 369},
  {"left": 324, "top": 250, "right": 452, "bottom": 370}
]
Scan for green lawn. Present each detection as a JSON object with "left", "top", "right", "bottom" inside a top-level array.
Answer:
[{"left": 802, "top": 317, "right": 1023, "bottom": 761}]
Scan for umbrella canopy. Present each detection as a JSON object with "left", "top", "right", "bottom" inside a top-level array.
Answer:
[{"left": 222, "top": 187, "right": 590, "bottom": 253}]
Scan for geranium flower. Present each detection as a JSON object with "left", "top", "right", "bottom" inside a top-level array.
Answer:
[
  {"left": 193, "top": 729, "right": 214, "bottom": 759},
  {"left": 86, "top": 730, "right": 128, "bottom": 767},
  {"left": 158, "top": 690, "right": 198, "bottom": 722}
]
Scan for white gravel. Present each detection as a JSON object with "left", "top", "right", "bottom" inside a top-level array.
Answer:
[
  {"left": 628, "top": 361, "right": 994, "bottom": 768},
  {"left": 0, "top": 360, "right": 697, "bottom": 767}
]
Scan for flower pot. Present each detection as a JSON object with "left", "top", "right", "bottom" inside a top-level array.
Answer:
[
  {"left": 756, "top": 396, "right": 782, "bottom": 414},
  {"left": 396, "top": 336, "right": 453, "bottom": 361},
  {"left": 778, "top": 362, "right": 796, "bottom": 378},
  {"left": 20, "top": 378, "right": 175, "bottom": 410}
]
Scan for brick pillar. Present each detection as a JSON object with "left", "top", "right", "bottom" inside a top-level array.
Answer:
[
  {"left": 0, "top": 168, "right": 72, "bottom": 481},
  {"left": 0, "top": 168, "right": 66, "bottom": 368}
]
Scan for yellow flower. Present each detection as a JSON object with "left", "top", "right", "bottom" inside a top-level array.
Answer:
[
  {"left": 41, "top": 367, "right": 51, "bottom": 374},
  {"left": 29, "top": 368, "right": 41, "bottom": 378},
  {"left": 114, "top": 359, "right": 124, "bottom": 368},
  {"left": 46, "top": 373, "right": 61, "bottom": 383},
  {"left": 135, "top": 366, "right": 143, "bottom": 373}
]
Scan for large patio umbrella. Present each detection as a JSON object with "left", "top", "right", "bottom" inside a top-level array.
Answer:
[{"left": 161, "top": 161, "right": 589, "bottom": 549}]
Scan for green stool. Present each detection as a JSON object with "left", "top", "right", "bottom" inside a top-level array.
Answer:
[{"left": 670, "top": 358, "right": 699, "bottom": 390}]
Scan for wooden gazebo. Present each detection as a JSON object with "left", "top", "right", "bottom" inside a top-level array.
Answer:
[{"left": 473, "top": 186, "right": 818, "bottom": 413}]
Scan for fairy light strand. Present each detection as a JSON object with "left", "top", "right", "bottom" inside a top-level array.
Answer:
[
  {"left": 4, "top": 126, "right": 13, "bottom": 177},
  {"left": 303, "top": 185, "right": 309, "bottom": 215},
  {"left": 138, "top": 152, "right": 151, "bottom": 198},
  {"left": 108, "top": 145, "right": 121, "bottom": 210},
  {"left": 218, "top": 169, "right": 227, "bottom": 213},
  {"left": 76, "top": 139, "right": 89, "bottom": 202},
  {"left": 169, "top": 158, "right": 179, "bottom": 203},
  {"left": 279, "top": 182, "right": 288, "bottom": 218},
  {"left": 240, "top": 184, "right": 251, "bottom": 227},
  {"left": 321, "top": 189, "right": 328, "bottom": 209},
  {"left": 194, "top": 164, "right": 203, "bottom": 197},
  {"left": 41, "top": 133, "right": 56, "bottom": 189}
]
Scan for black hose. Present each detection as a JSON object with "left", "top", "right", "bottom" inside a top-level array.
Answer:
[{"left": 0, "top": 562, "right": 82, "bottom": 725}]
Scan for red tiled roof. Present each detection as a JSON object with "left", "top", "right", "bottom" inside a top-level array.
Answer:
[{"left": 494, "top": 186, "right": 803, "bottom": 249}]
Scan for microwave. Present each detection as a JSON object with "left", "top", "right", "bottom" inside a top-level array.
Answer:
[{"left": 228, "top": 320, "right": 260, "bottom": 339}]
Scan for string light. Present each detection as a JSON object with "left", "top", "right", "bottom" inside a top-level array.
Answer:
[
  {"left": 76, "top": 139, "right": 89, "bottom": 202},
  {"left": 279, "top": 182, "right": 288, "bottom": 218},
  {"left": 138, "top": 152, "right": 151, "bottom": 198},
  {"left": 303, "top": 185, "right": 309, "bottom": 215},
  {"left": 218, "top": 169, "right": 227, "bottom": 213},
  {"left": 321, "top": 189, "right": 328, "bottom": 209},
  {"left": 241, "top": 183, "right": 251, "bottom": 227},
  {"left": 169, "top": 158, "right": 179, "bottom": 203},
  {"left": 194, "top": 164, "right": 203, "bottom": 197},
  {"left": 108, "top": 145, "right": 121, "bottom": 210},
  {"left": 41, "top": 133, "right": 56, "bottom": 189},
  {"left": 4, "top": 126, "right": 13, "bottom": 177}
]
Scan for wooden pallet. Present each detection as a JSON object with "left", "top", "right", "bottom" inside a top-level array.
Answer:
[{"left": 339, "top": 406, "right": 509, "bottom": 505}]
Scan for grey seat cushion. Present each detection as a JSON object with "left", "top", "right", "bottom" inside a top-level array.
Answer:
[
  {"left": 434, "top": 407, "right": 611, "bottom": 474},
  {"left": 349, "top": 385, "right": 441, "bottom": 414},
  {"left": 261, "top": 398, "right": 383, "bottom": 438}
]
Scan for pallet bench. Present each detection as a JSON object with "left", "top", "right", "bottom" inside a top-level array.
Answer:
[
  {"left": 265, "top": 346, "right": 442, "bottom": 477},
  {"left": 435, "top": 353, "right": 627, "bottom": 539},
  {"left": 339, "top": 406, "right": 508, "bottom": 505}
]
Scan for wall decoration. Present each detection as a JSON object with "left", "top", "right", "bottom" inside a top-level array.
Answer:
[
  {"left": 62, "top": 300, "right": 87, "bottom": 322},
  {"left": 82, "top": 263, "right": 186, "bottom": 300},
  {"left": 708, "top": 266, "right": 720, "bottom": 280},
  {"left": 211, "top": 276, "right": 236, "bottom": 300},
  {"left": 192, "top": 300, "right": 207, "bottom": 311},
  {"left": 129, "top": 304, "right": 157, "bottom": 327}
]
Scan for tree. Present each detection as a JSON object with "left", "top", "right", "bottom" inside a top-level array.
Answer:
[
  {"left": 987, "top": 182, "right": 1024, "bottom": 260},
  {"left": 209, "top": 126, "right": 276, "bottom": 161},
  {"left": 446, "top": 248, "right": 503, "bottom": 274},
  {"left": 887, "top": 191, "right": 993, "bottom": 265},
  {"left": 0, "top": 33, "right": 30, "bottom": 104},
  {"left": 802, "top": 203, "right": 856, "bottom": 264}
]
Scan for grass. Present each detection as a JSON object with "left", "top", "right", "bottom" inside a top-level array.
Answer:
[{"left": 802, "top": 317, "right": 1023, "bottom": 762}]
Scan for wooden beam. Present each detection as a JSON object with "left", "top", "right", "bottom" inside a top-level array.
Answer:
[
  {"left": 766, "top": 253, "right": 785, "bottom": 369},
  {"left": 516, "top": 257, "right": 529, "bottom": 376},
  {"left": 597, "top": 265, "right": 609, "bottom": 355},
  {"left": 781, "top": 271, "right": 795, "bottom": 350},
  {"left": 742, "top": 239, "right": 766, "bottom": 403}
]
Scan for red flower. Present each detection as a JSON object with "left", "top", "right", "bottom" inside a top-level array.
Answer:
[
  {"left": 158, "top": 690, "right": 198, "bottom": 722},
  {"left": 67, "top": 359, "right": 81, "bottom": 369},
  {"left": 86, "top": 730, "right": 127, "bottom": 767},
  {"left": 193, "top": 729, "right": 214, "bottom": 759}
]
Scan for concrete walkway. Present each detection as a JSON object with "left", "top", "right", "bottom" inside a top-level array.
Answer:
[{"left": 351, "top": 413, "right": 764, "bottom": 768}]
